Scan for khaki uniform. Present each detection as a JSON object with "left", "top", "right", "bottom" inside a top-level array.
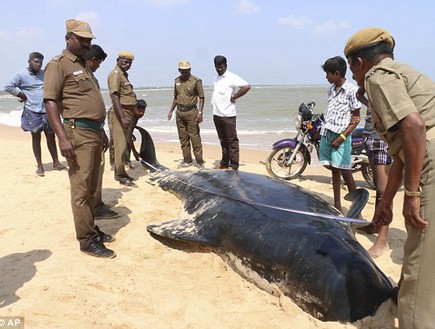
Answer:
[
  {"left": 107, "top": 65, "right": 137, "bottom": 180},
  {"left": 44, "top": 50, "right": 106, "bottom": 249},
  {"left": 86, "top": 68, "right": 105, "bottom": 211},
  {"left": 174, "top": 75, "right": 204, "bottom": 164},
  {"left": 366, "top": 57, "right": 435, "bottom": 329}
]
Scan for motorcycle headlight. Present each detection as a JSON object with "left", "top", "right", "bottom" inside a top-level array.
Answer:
[{"left": 294, "top": 112, "right": 302, "bottom": 133}]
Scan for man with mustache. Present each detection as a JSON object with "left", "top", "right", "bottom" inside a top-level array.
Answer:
[
  {"left": 44, "top": 19, "right": 116, "bottom": 258},
  {"left": 211, "top": 55, "right": 251, "bottom": 170},
  {"left": 167, "top": 60, "right": 205, "bottom": 169},
  {"left": 345, "top": 28, "right": 435, "bottom": 328},
  {"left": 107, "top": 51, "right": 137, "bottom": 187}
]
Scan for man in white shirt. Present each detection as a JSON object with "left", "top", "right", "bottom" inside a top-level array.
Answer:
[{"left": 211, "top": 55, "right": 251, "bottom": 170}]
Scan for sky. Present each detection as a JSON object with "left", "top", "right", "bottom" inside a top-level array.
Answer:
[{"left": 1, "top": 0, "right": 435, "bottom": 88}]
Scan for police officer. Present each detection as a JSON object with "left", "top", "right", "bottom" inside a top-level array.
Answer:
[
  {"left": 44, "top": 19, "right": 116, "bottom": 258},
  {"left": 167, "top": 60, "right": 205, "bottom": 168},
  {"left": 345, "top": 28, "right": 435, "bottom": 328},
  {"left": 108, "top": 51, "right": 137, "bottom": 186},
  {"left": 84, "top": 44, "right": 120, "bottom": 220}
]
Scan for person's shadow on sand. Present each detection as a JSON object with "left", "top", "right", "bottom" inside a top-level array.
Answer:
[{"left": 0, "top": 249, "right": 51, "bottom": 308}]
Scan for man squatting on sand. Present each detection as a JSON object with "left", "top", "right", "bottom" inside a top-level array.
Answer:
[
  {"left": 345, "top": 27, "right": 435, "bottom": 328},
  {"left": 44, "top": 19, "right": 116, "bottom": 259}
]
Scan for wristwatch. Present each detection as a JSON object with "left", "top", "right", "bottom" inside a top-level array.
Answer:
[{"left": 404, "top": 186, "right": 422, "bottom": 197}]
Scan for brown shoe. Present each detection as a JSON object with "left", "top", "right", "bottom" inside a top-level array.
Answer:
[{"left": 213, "top": 164, "right": 228, "bottom": 169}]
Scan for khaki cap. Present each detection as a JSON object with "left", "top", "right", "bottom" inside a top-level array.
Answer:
[
  {"left": 178, "top": 60, "right": 191, "bottom": 69},
  {"left": 65, "top": 19, "right": 95, "bottom": 39},
  {"left": 344, "top": 28, "right": 394, "bottom": 58},
  {"left": 118, "top": 51, "right": 135, "bottom": 60}
]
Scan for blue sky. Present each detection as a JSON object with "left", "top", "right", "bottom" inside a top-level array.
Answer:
[{"left": 1, "top": 0, "right": 434, "bottom": 87}]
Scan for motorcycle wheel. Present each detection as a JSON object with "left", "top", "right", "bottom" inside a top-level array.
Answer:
[
  {"left": 361, "top": 164, "right": 375, "bottom": 190},
  {"left": 266, "top": 146, "right": 308, "bottom": 180}
]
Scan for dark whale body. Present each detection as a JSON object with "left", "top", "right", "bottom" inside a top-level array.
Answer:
[
  {"left": 135, "top": 125, "right": 162, "bottom": 171},
  {"left": 147, "top": 170, "right": 393, "bottom": 322}
]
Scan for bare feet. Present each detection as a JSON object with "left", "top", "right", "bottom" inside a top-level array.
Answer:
[
  {"left": 36, "top": 168, "right": 45, "bottom": 177},
  {"left": 368, "top": 241, "right": 389, "bottom": 258},
  {"left": 53, "top": 163, "right": 67, "bottom": 171},
  {"left": 357, "top": 223, "right": 380, "bottom": 234}
]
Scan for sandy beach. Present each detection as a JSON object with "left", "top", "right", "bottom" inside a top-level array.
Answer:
[{"left": 0, "top": 125, "right": 404, "bottom": 329}]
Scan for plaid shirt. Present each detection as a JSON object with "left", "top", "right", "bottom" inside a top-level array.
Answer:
[{"left": 321, "top": 80, "right": 361, "bottom": 135}]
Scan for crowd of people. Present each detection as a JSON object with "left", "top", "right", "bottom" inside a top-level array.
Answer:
[
  {"left": 3, "top": 18, "right": 251, "bottom": 259},
  {"left": 4, "top": 18, "right": 435, "bottom": 328}
]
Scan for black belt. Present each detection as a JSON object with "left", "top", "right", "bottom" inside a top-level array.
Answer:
[
  {"left": 63, "top": 118, "right": 104, "bottom": 131},
  {"left": 177, "top": 104, "right": 196, "bottom": 112}
]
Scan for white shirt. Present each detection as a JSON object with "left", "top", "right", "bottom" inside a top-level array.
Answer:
[{"left": 211, "top": 70, "right": 249, "bottom": 117}]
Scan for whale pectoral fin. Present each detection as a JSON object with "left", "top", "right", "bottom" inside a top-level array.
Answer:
[
  {"left": 147, "top": 219, "right": 213, "bottom": 246},
  {"left": 345, "top": 188, "right": 369, "bottom": 219}
]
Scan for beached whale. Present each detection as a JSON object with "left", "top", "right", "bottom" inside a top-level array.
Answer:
[{"left": 146, "top": 170, "right": 394, "bottom": 322}]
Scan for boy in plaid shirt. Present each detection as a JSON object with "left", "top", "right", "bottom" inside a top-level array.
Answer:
[{"left": 319, "top": 56, "right": 361, "bottom": 212}]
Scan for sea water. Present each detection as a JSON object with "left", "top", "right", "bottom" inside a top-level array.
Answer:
[{"left": 0, "top": 85, "right": 329, "bottom": 151}]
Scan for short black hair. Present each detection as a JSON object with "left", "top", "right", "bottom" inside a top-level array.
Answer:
[
  {"left": 347, "top": 41, "right": 394, "bottom": 62},
  {"left": 29, "top": 52, "right": 44, "bottom": 61},
  {"left": 84, "top": 44, "right": 107, "bottom": 61},
  {"left": 322, "top": 56, "right": 347, "bottom": 77},
  {"left": 136, "top": 99, "right": 147, "bottom": 109},
  {"left": 214, "top": 55, "right": 227, "bottom": 66}
]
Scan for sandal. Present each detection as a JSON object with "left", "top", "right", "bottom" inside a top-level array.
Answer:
[{"left": 119, "top": 179, "right": 136, "bottom": 187}]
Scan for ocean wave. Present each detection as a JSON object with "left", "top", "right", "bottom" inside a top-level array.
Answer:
[
  {"left": 0, "top": 110, "right": 21, "bottom": 127},
  {"left": 0, "top": 94, "right": 15, "bottom": 99}
]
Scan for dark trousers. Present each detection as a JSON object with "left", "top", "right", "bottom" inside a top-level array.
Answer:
[{"left": 213, "top": 115, "right": 239, "bottom": 170}]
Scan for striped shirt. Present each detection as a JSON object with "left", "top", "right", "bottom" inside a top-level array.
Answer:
[{"left": 321, "top": 80, "right": 360, "bottom": 135}]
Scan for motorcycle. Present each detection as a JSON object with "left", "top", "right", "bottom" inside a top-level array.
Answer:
[{"left": 265, "top": 101, "right": 375, "bottom": 189}]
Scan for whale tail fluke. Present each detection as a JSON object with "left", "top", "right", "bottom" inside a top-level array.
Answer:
[{"left": 345, "top": 188, "right": 370, "bottom": 219}]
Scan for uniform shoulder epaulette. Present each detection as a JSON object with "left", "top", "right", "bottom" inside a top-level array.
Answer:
[
  {"left": 366, "top": 65, "right": 403, "bottom": 81},
  {"left": 51, "top": 54, "right": 64, "bottom": 62}
]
